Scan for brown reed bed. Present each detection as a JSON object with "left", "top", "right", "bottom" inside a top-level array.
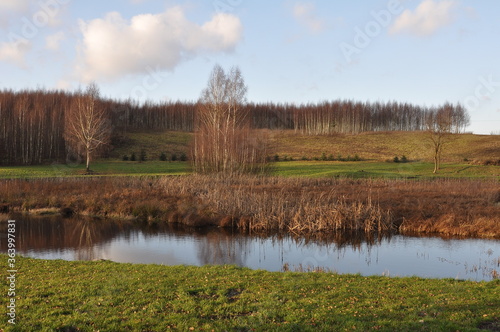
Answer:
[{"left": 0, "top": 176, "right": 498, "bottom": 238}]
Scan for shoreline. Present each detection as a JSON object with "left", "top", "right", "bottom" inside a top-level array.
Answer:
[
  {"left": 1, "top": 254, "right": 498, "bottom": 331},
  {"left": 1, "top": 175, "right": 499, "bottom": 239}
]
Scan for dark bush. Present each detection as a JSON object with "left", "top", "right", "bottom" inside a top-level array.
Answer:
[{"left": 140, "top": 149, "right": 147, "bottom": 162}]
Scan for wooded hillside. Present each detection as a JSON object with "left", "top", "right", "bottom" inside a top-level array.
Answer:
[{"left": 0, "top": 89, "right": 469, "bottom": 165}]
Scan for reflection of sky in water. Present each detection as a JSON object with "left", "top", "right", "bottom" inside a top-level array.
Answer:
[{"left": 13, "top": 216, "right": 500, "bottom": 281}]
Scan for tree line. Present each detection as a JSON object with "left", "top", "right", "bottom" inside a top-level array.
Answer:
[{"left": 0, "top": 88, "right": 469, "bottom": 165}]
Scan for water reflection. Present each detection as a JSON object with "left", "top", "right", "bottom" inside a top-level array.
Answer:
[{"left": 1, "top": 214, "right": 499, "bottom": 281}]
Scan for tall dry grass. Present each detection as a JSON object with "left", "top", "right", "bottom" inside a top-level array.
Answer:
[
  {"left": 157, "top": 175, "right": 393, "bottom": 234},
  {"left": 1, "top": 176, "right": 498, "bottom": 238}
]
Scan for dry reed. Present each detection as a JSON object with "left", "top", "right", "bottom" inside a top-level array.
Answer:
[{"left": 0, "top": 176, "right": 498, "bottom": 238}]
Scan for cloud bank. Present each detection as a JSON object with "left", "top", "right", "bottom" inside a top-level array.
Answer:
[
  {"left": 76, "top": 7, "right": 243, "bottom": 82},
  {"left": 390, "top": 0, "right": 457, "bottom": 36}
]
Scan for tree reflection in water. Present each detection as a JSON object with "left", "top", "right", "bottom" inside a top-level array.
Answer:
[
  {"left": 3, "top": 214, "right": 498, "bottom": 281},
  {"left": 196, "top": 229, "right": 251, "bottom": 266}
]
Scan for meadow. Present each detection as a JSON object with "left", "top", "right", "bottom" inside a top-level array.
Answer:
[
  {"left": 1, "top": 255, "right": 499, "bottom": 332},
  {"left": 1, "top": 130, "right": 498, "bottom": 179},
  {"left": 0, "top": 161, "right": 190, "bottom": 179}
]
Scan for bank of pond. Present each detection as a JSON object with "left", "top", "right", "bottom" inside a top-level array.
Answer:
[
  {"left": 1, "top": 175, "right": 499, "bottom": 238},
  {"left": 1, "top": 253, "right": 499, "bottom": 331}
]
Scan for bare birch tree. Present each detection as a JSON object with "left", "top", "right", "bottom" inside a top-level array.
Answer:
[
  {"left": 426, "top": 103, "right": 469, "bottom": 174},
  {"left": 194, "top": 65, "right": 266, "bottom": 174},
  {"left": 65, "top": 83, "right": 110, "bottom": 173}
]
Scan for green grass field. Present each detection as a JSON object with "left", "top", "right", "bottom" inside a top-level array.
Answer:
[
  {"left": 1, "top": 160, "right": 497, "bottom": 179},
  {"left": 2, "top": 255, "right": 499, "bottom": 331},
  {"left": 271, "top": 161, "right": 500, "bottom": 179},
  {"left": 0, "top": 161, "right": 190, "bottom": 179}
]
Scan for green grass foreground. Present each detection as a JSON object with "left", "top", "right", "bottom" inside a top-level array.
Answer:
[
  {"left": 1, "top": 256, "right": 499, "bottom": 331},
  {"left": 0, "top": 160, "right": 498, "bottom": 179}
]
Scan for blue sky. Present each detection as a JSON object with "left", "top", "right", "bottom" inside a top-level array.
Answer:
[{"left": 0, "top": 0, "right": 499, "bottom": 134}]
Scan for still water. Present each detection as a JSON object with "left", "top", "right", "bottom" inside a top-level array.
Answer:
[{"left": 3, "top": 215, "right": 500, "bottom": 281}]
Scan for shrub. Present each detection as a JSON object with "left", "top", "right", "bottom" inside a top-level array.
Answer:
[
  {"left": 327, "top": 154, "right": 335, "bottom": 161},
  {"left": 122, "top": 155, "right": 129, "bottom": 161},
  {"left": 171, "top": 153, "right": 177, "bottom": 161},
  {"left": 180, "top": 153, "right": 187, "bottom": 161},
  {"left": 320, "top": 152, "right": 327, "bottom": 161},
  {"left": 301, "top": 156, "right": 308, "bottom": 161},
  {"left": 393, "top": 156, "right": 400, "bottom": 163},
  {"left": 130, "top": 153, "right": 136, "bottom": 161},
  {"left": 354, "top": 154, "right": 361, "bottom": 161},
  {"left": 160, "top": 152, "right": 167, "bottom": 161},
  {"left": 401, "top": 155, "right": 408, "bottom": 163},
  {"left": 140, "top": 149, "right": 147, "bottom": 162},
  {"left": 273, "top": 154, "right": 280, "bottom": 162}
]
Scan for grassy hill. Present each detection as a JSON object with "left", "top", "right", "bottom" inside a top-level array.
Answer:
[
  {"left": 269, "top": 130, "right": 500, "bottom": 163},
  {"left": 1, "top": 130, "right": 497, "bottom": 179},
  {"left": 111, "top": 130, "right": 499, "bottom": 163},
  {"left": 110, "top": 131, "right": 192, "bottom": 161}
]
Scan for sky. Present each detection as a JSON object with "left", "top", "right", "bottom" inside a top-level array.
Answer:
[{"left": 0, "top": 0, "right": 499, "bottom": 134}]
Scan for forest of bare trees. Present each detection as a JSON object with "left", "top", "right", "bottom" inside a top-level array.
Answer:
[{"left": 0, "top": 88, "right": 470, "bottom": 165}]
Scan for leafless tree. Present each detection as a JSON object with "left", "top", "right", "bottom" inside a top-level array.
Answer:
[
  {"left": 193, "top": 65, "right": 266, "bottom": 174},
  {"left": 426, "top": 103, "right": 469, "bottom": 174},
  {"left": 64, "top": 83, "right": 110, "bottom": 172}
]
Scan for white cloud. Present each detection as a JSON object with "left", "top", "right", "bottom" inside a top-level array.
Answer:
[
  {"left": 0, "top": 0, "right": 31, "bottom": 28},
  {"left": 0, "top": 0, "right": 30, "bottom": 12},
  {"left": 389, "top": 0, "right": 457, "bottom": 36},
  {"left": 45, "top": 31, "right": 65, "bottom": 51},
  {"left": 0, "top": 39, "right": 31, "bottom": 67},
  {"left": 76, "top": 7, "right": 243, "bottom": 82},
  {"left": 292, "top": 2, "right": 326, "bottom": 33}
]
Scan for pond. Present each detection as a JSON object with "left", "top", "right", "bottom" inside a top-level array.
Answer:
[{"left": 2, "top": 214, "right": 499, "bottom": 281}]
